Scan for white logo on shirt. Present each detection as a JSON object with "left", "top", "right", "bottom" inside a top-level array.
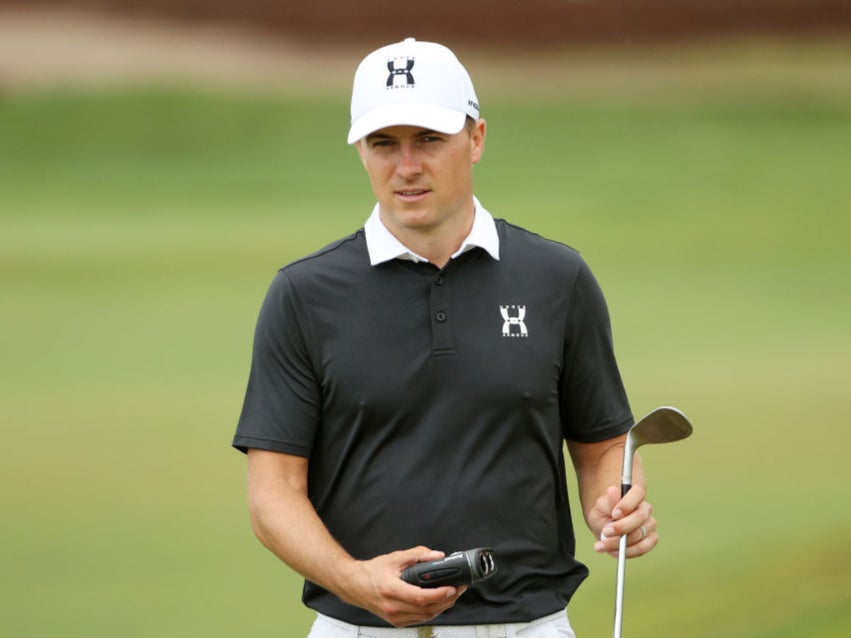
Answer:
[{"left": 500, "top": 305, "right": 528, "bottom": 338}]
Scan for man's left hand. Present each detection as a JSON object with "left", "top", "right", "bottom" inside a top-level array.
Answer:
[{"left": 591, "top": 485, "right": 658, "bottom": 558}]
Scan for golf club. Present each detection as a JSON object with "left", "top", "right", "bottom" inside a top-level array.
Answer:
[{"left": 613, "top": 406, "right": 693, "bottom": 638}]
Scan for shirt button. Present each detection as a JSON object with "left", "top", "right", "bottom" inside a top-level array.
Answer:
[
  {"left": 434, "top": 275, "right": 445, "bottom": 286},
  {"left": 435, "top": 311, "right": 447, "bottom": 322}
]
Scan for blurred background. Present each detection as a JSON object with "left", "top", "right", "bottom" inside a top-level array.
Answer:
[{"left": 1, "top": 2, "right": 850, "bottom": 636}]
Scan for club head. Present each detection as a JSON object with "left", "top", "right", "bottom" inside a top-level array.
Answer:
[
  {"left": 629, "top": 406, "right": 693, "bottom": 449},
  {"left": 622, "top": 406, "right": 692, "bottom": 486}
]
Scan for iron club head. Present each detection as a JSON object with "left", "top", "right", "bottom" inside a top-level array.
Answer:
[{"left": 621, "top": 406, "right": 693, "bottom": 490}]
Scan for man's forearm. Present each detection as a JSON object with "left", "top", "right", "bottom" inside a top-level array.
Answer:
[
  {"left": 245, "top": 449, "right": 465, "bottom": 627},
  {"left": 247, "top": 450, "right": 358, "bottom": 598}
]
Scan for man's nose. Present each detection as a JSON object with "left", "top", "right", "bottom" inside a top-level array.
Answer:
[{"left": 396, "top": 144, "right": 423, "bottom": 178}]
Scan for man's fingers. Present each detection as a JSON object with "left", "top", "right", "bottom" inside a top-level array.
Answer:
[
  {"left": 383, "top": 584, "right": 466, "bottom": 627},
  {"left": 612, "top": 484, "right": 646, "bottom": 519},
  {"left": 595, "top": 514, "right": 658, "bottom": 556},
  {"left": 395, "top": 546, "right": 445, "bottom": 570}
]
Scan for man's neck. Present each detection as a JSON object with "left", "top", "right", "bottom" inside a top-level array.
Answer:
[{"left": 379, "top": 203, "right": 475, "bottom": 269}]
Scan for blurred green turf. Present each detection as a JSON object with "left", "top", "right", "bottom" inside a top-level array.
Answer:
[{"left": 1, "top": 39, "right": 850, "bottom": 637}]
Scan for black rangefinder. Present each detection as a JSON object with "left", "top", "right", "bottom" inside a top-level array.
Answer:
[{"left": 401, "top": 548, "right": 497, "bottom": 588}]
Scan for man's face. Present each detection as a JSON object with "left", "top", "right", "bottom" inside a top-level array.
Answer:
[{"left": 356, "top": 120, "right": 486, "bottom": 237}]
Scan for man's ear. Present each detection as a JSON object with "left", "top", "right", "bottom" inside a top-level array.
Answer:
[{"left": 471, "top": 119, "right": 486, "bottom": 165}]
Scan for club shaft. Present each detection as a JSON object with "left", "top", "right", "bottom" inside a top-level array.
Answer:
[
  {"left": 613, "top": 480, "right": 631, "bottom": 638},
  {"left": 613, "top": 533, "right": 627, "bottom": 638}
]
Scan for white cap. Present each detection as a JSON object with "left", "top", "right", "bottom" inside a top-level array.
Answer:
[{"left": 347, "top": 38, "right": 480, "bottom": 144}]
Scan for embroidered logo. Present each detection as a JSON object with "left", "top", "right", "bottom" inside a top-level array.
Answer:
[
  {"left": 500, "top": 305, "right": 528, "bottom": 338},
  {"left": 387, "top": 57, "right": 415, "bottom": 88}
]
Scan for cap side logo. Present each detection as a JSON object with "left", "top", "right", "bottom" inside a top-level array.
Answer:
[{"left": 386, "top": 57, "right": 415, "bottom": 88}]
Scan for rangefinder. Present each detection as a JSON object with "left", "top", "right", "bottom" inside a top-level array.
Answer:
[{"left": 401, "top": 548, "right": 497, "bottom": 588}]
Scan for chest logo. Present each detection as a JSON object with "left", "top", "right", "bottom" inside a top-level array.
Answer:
[{"left": 500, "top": 305, "right": 528, "bottom": 338}]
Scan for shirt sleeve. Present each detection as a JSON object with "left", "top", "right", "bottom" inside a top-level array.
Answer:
[
  {"left": 559, "top": 258, "right": 633, "bottom": 442},
  {"left": 232, "top": 270, "right": 320, "bottom": 456}
]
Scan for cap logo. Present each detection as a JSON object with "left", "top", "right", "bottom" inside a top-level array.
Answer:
[{"left": 386, "top": 57, "right": 415, "bottom": 88}]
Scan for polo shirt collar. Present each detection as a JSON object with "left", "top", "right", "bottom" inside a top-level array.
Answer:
[{"left": 364, "top": 196, "right": 500, "bottom": 266}]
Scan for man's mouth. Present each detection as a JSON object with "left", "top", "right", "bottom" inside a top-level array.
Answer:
[{"left": 396, "top": 189, "right": 430, "bottom": 197}]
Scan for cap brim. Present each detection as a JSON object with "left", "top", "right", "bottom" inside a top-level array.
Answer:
[{"left": 347, "top": 103, "right": 467, "bottom": 144}]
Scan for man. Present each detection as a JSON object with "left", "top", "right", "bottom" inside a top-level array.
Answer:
[{"left": 233, "top": 38, "right": 657, "bottom": 638}]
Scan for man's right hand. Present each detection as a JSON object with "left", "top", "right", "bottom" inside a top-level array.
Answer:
[{"left": 336, "top": 546, "right": 467, "bottom": 627}]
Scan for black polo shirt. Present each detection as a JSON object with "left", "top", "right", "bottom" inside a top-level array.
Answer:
[{"left": 233, "top": 214, "right": 633, "bottom": 626}]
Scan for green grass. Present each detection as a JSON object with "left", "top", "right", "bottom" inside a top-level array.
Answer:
[{"left": 2, "top": 38, "right": 850, "bottom": 637}]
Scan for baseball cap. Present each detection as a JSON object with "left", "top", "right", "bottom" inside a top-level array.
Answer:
[{"left": 347, "top": 37, "right": 480, "bottom": 144}]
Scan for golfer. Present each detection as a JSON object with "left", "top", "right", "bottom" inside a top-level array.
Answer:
[{"left": 233, "top": 38, "right": 657, "bottom": 638}]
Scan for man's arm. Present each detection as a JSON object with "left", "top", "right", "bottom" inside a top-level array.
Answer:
[
  {"left": 566, "top": 435, "right": 658, "bottom": 558},
  {"left": 245, "top": 449, "right": 465, "bottom": 627}
]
